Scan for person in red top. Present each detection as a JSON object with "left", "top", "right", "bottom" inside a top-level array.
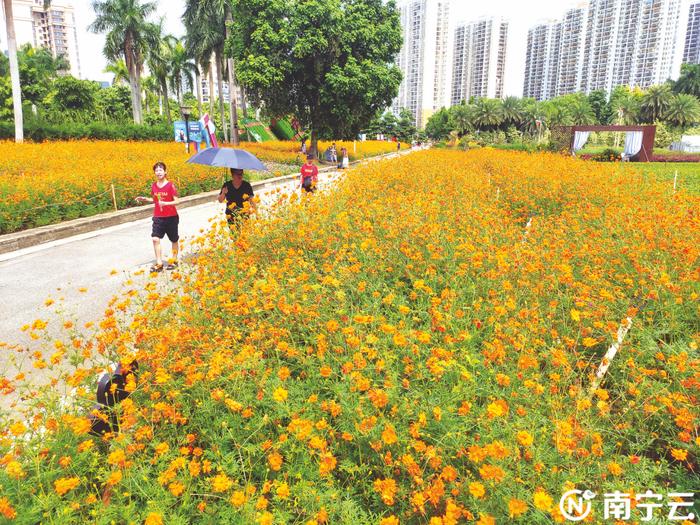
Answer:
[
  {"left": 299, "top": 154, "right": 318, "bottom": 193},
  {"left": 135, "top": 161, "right": 180, "bottom": 272}
]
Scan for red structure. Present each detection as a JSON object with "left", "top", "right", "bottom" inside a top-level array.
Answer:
[{"left": 561, "top": 125, "right": 656, "bottom": 162}]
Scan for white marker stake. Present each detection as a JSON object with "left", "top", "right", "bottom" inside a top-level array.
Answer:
[
  {"left": 496, "top": 188, "right": 500, "bottom": 201},
  {"left": 673, "top": 170, "right": 678, "bottom": 193},
  {"left": 589, "top": 317, "right": 633, "bottom": 397}
]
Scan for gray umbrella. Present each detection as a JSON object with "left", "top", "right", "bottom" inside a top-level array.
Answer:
[{"left": 186, "top": 147, "right": 267, "bottom": 171}]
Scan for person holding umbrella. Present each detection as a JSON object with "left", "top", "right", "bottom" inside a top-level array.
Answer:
[
  {"left": 218, "top": 168, "right": 256, "bottom": 228},
  {"left": 186, "top": 146, "right": 266, "bottom": 230}
]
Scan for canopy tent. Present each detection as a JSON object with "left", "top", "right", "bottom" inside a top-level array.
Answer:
[{"left": 554, "top": 125, "right": 656, "bottom": 162}]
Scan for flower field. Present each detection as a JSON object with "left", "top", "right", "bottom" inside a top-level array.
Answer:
[
  {"left": 0, "top": 140, "right": 396, "bottom": 235},
  {"left": 1, "top": 150, "right": 698, "bottom": 524}
]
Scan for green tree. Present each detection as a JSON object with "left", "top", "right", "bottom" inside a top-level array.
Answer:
[
  {"left": 500, "top": 96, "right": 524, "bottom": 129},
  {"left": 672, "top": 63, "right": 700, "bottom": 98},
  {"left": 588, "top": 89, "right": 612, "bottom": 124},
  {"left": 664, "top": 93, "right": 700, "bottom": 130},
  {"left": 424, "top": 107, "right": 451, "bottom": 140},
  {"left": 103, "top": 59, "right": 129, "bottom": 86},
  {"left": 395, "top": 108, "right": 417, "bottom": 141},
  {"left": 379, "top": 111, "right": 398, "bottom": 137},
  {"left": 228, "top": 0, "right": 402, "bottom": 155},
  {"left": 448, "top": 103, "right": 472, "bottom": 136},
  {"left": 0, "top": 44, "right": 69, "bottom": 108},
  {"left": 610, "top": 86, "right": 641, "bottom": 125},
  {"left": 640, "top": 84, "right": 673, "bottom": 123},
  {"left": 89, "top": 0, "right": 160, "bottom": 124},
  {"left": 568, "top": 97, "right": 595, "bottom": 125},
  {"left": 95, "top": 84, "right": 133, "bottom": 121},
  {"left": 146, "top": 22, "right": 177, "bottom": 123},
  {"left": 168, "top": 40, "right": 197, "bottom": 104},
  {"left": 50, "top": 76, "right": 98, "bottom": 112},
  {"left": 471, "top": 98, "right": 503, "bottom": 130}
]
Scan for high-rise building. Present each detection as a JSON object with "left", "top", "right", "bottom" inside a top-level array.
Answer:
[
  {"left": 683, "top": 1, "right": 700, "bottom": 63},
  {"left": 523, "top": 21, "right": 561, "bottom": 100},
  {"left": 10, "top": 0, "right": 81, "bottom": 78},
  {"left": 557, "top": 7, "right": 588, "bottom": 96},
  {"left": 393, "top": 0, "right": 453, "bottom": 128},
  {"left": 523, "top": 0, "right": 682, "bottom": 99},
  {"left": 451, "top": 17, "right": 508, "bottom": 103}
]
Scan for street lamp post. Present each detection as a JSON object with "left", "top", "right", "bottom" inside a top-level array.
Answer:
[{"left": 181, "top": 105, "right": 192, "bottom": 153}]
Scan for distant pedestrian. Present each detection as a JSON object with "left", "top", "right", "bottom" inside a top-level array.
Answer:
[
  {"left": 218, "top": 168, "right": 255, "bottom": 229},
  {"left": 330, "top": 142, "right": 338, "bottom": 163},
  {"left": 301, "top": 140, "right": 307, "bottom": 155},
  {"left": 397, "top": 141, "right": 401, "bottom": 152},
  {"left": 300, "top": 154, "right": 318, "bottom": 193},
  {"left": 135, "top": 161, "right": 179, "bottom": 272},
  {"left": 340, "top": 147, "right": 349, "bottom": 169}
]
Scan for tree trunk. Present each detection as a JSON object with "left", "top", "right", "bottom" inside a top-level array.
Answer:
[
  {"left": 195, "top": 68, "right": 203, "bottom": 117},
  {"left": 3, "top": 0, "right": 23, "bottom": 142},
  {"left": 240, "top": 86, "right": 248, "bottom": 117},
  {"left": 160, "top": 79, "right": 171, "bottom": 123},
  {"left": 214, "top": 48, "right": 228, "bottom": 143},
  {"left": 125, "top": 34, "right": 143, "bottom": 124},
  {"left": 225, "top": 7, "right": 239, "bottom": 145},
  {"left": 310, "top": 128, "right": 318, "bottom": 159},
  {"left": 208, "top": 67, "right": 214, "bottom": 115}
]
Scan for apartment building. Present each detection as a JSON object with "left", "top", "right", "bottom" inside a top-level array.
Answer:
[
  {"left": 523, "top": 21, "right": 561, "bottom": 100},
  {"left": 11, "top": 0, "right": 81, "bottom": 78},
  {"left": 393, "top": 0, "right": 453, "bottom": 128},
  {"left": 451, "top": 17, "right": 508, "bottom": 103},
  {"left": 524, "top": 0, "right": 682, "bottom": 99},
  {"left": 683, "top": 1, "right": 700, "bottom": 63}
]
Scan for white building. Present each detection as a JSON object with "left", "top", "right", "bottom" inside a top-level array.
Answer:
[
  {"left": 683, "top": 1, "right": 700, "bottom": 63},
  {"left": 524, "top": 0, "right": 683, "bottom": 99},
  {"left": 10, "top": 0, "right": 81, "bottom": 78},
  {"left": 523, "top": 21, "right": 561, "bottom": 100},
  {"left": 393, "top": 0, "right": 454, "bottom": 128},
  {"left": 452, "top": 17, "right": 509, "bottom": 102}
]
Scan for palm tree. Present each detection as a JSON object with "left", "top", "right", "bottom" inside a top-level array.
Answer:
[
  {"left": 611, "top": 93, "right": 640, "bottom": 125},
  {"left": 90, "top": 0, "right": 160, "bottom": 124},
  {"left": 569, "top": 98, "right": 595, "bottom": 125},
  {"left": 184, "top": 4, "right": 229, "bottom": 141},
  {"left": 672, "top": 63, "right": 700, "bottom": 98},
  {"left": 184, "top": 0, "right": 239, "bottom": 144},
  {"left": 104, "top": 59, "right": 129, "bottom": 86},
  {"left": 664, "top": 93, "right": 700, "bottom": 130},
  {"left": 520, "top": 101, "right": 547, "bottom": 139},
  {"left": 448, "top": 104, "right": 472, "bottom": 136},
  {"left": 500, "top": 96, "right": 524, "bottom": 129},
  {"left": 3, "top": 0, "right": 24, "bottom": 142},
  {"left": 640, "top": 84, "right": 673, "bottom": 123},
  {"left": 168, "top": 41, "right": 197, "bottom": 104},
  {"left": 471, "top": 98, "right": 503, "bottom": 130},
  {"left": 146, "top": 24, "right": 176, "bottom": 123}
]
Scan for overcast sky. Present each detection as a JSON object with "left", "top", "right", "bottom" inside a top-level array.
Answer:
[{"left": 0, "top": 0, "right": 693, "bottom": 96}]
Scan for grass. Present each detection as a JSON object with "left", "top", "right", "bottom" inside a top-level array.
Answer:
[{"left": 621, "top": 162, "right": 700, "bottom": 195}]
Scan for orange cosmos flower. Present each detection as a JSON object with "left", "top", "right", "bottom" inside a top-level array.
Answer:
[{"left": 54, "top": 476, "right": 80, "bottom": 496}]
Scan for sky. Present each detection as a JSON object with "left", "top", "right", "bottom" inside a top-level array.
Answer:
[{"left": 0, "top": 0, "right": 692, "bottom": 96}]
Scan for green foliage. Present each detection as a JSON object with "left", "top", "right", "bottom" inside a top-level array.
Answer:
[
  {"left": 653, "top": 120, "right": 678, "bottom": 149},
  {"left": 49, "top": 77, "right": 99, "bottom": 112},
  {"left": 672, "top": 63, "right": 700, "bottom": 98},
  {"left": 229, "top": 0, "right": 403, "bottom": 147},
  {"left": 0, "top": 44, "right": 70, "bottom": 107},
  {"left": 424, "top": 107, "right": 451, "bottom": 140},
  {"left": 0, "top": 121, "right": 171, "bottom": 141},
  {"left": 588, "top": 89, "right": 612, "bottom": 124}
]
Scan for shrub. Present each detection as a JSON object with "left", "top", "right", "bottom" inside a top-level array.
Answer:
[{"left": 0, "top": 121, "right": 172, "bottom": 141}]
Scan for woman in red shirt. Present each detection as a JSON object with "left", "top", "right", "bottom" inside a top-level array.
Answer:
[{"left": 135, "top": 161, "right": 180, "bottom": 272}]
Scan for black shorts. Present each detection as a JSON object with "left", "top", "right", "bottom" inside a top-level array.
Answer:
[{"left": 151, "top": 216, "right": 179, "bottom": 242}]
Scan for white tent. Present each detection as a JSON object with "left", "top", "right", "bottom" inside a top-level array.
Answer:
[{"left": 670, "top": 135, "right": 700, "bottom": 153}]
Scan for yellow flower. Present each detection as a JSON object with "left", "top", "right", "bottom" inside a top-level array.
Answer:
[
  {"left": 671, "top": 448, "right": 688, "bottom": 461},
  {"left": 230, "top": 490, "right": 247, "bottom": 507},
  {"left": 607, "top": 462, "right": 623, "bottom": 476},
  {"left": 517, "top": 430, "right": 534, "bottom": 447},
  {"left": 533, "top": 490, "right": 553, "bottom": 511},
  {"left": 6, "top": 461, "right": 25, "bottom": 479},
  {"left": 211, "top": 473, "right": 233, "bottom": 493},
  {"left": 272, "top": 387, "right": 288, "bottom": 402},
  {"left": 268, "top": 452, "right": 283, "bottom": 471},
  {"left": 469, "top": 481, "right": 486, "bottom": 499},
  {"left": 54, "top": 476, "right": 80, "bottom": 496},
  {"left": 509, "top": 498, "right": 528, "bottom": 517},
  {"left": 582, "top": 337, "right": 597, "bottom": 347},
  {"left": 276, "top": 482, "right": 290, "bottom": 499},
  {"left": 144, "top": 513, "right": 164, "bottom": 525}
]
